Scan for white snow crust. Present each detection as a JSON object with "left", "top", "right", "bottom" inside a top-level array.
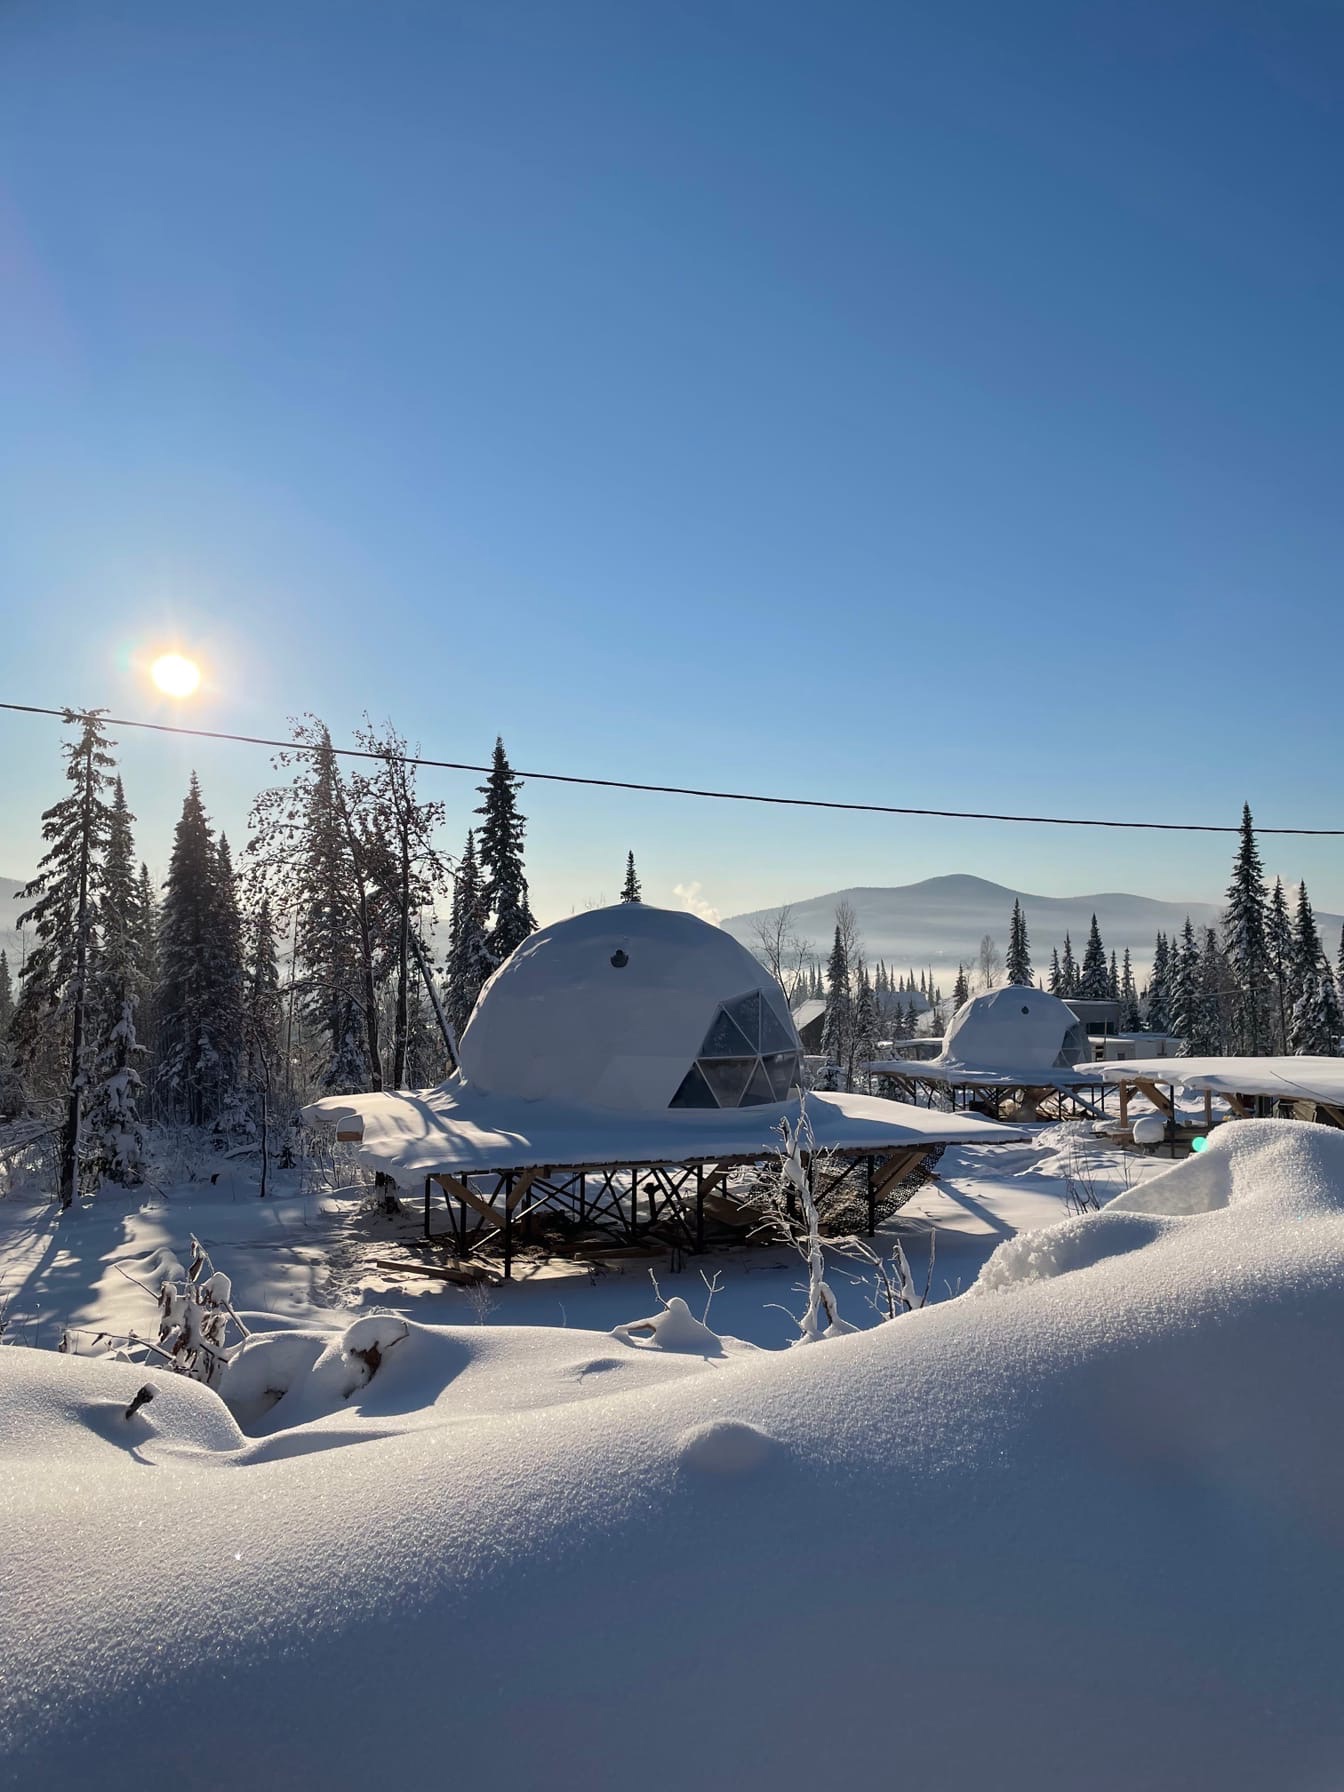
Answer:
[{"left": 3, "top": 1120, "right": 1343, "bottom": 1788}]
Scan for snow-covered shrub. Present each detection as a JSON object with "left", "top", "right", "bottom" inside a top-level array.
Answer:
[
  {"left": 62, "top": 1236, "right": 250, "bottom": 1388},
  {"left": 154, "top": 1240, "right": 245, "bottom": 1388},
  {"left": 753, "top": 1099, "right": 857, "bottom": 1344},
  {"left": 756, "top": 1094, "right": 939, "bottom": 1339}
]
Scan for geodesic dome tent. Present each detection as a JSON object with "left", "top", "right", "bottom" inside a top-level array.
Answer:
[
  {"left": 940, "top": 985, "right": 1094, "bottom": 1076},
  {"left": 304, "top": 906, "right": 1027, "bottom": 1205},
  {"left": 457, "top": 903, "right": 805, "bottom": 1113}
]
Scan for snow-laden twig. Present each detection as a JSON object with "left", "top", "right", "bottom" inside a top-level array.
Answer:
[{"left": 756, "top": 1095, "right": 857, "bottom": 1344}]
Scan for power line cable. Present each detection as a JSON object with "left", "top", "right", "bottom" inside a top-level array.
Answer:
[{"left": 1, "top": 699, "right": 1339, "bottom": 835}]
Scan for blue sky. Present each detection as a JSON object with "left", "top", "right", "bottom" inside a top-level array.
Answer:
[{"left": 2, "top": 0, "right": 1342, "bottom": 924}]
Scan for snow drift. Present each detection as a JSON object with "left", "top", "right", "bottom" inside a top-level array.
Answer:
[{"left": 2, "top": 1120, "right": 1343, "bottom": 1790}]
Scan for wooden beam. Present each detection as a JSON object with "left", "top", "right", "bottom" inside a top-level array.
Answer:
[
  {"left": 871, "top": 1147, "right": 927, "bottom": 1202},
  {"left": 373, "top": 1257, "right": 490, "bottom": 1286},
  {"left": 1132, "top": 1077, "right": 1173, "bottom": 1116},
  {"left": 434, "top": 1173, "right": 503, "bottom": 1224},
  {"left": 506, "top": 1166, "right": 541, "bottom": 1213}
]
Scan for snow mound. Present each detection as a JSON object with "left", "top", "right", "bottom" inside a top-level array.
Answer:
[
  {"left": 677, "top": 1417, "right": 777, "bottom": 1474},
  {"left": 0, "top": 1349, "right": 244, "bottom": 1466},
  {"left": 611, "top": 1295, "right": 726, "bottom": 1354},
  {"left": 5, "top": 1121, "right": 1344, "bottom": 1791},
  {"left": 977, "top": 1118, "right": 1344, "bottom": 1294}
]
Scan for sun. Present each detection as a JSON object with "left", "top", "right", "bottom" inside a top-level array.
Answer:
[{"left": 150, "top": 652, "right": 202, "bottom": 698}]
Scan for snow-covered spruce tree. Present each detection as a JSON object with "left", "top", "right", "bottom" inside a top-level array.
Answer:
[
  {"left": 1078, "top": 914, "right": 1109, "bottom": 1000},
  {"left": 1200, "top": 927, "right": 1232, "bottom": 1053},
  {"left": 952, "top": 963, "right": 969, "bottom": 1010},
  {"left": 1265, "top": 877, "right": 1294, "bottom": 1054},
  {"left": 209, "top": 835, "right": 247, "bottom": 1120},
  {"left": 157, "top": 777, "right": 238, "bottom": 1126},
  {"left": 475, "top": 737, "right": 536, "bottom": 964},
  {"left": 133, "top": 861, "right": 161, "bottom": 1104},
  {"left": 85, "top": 777, "right": 148, "bottom": 1186},
  {"left": 1223, "top": 802, "right": 1272, "bottom": 1055},
  {"left": 1289, "top": 881, "right": 1341, "bottom": 1055},
  {"left": 242, "top": 893, "right": 283, "bottom": 1096},
  {"left": 1108, "top": 950, "right": 1120, "bottom": 1002},
  {"left": 354, "top": 720, "right": 451, "bottom": 1088},
  {"left": 1169, "top": 919, "right": 1210, "bottom": 1057},
  {"left": 620, "top": 851, "right": 641, "bottom": 903},
  {"left": 1059, "top": 933, "right": 1078, "bottom": 998},
  {"left": 1338, "top": 923, "right": 1344, "bottom": 1021},
  {"left": 445, "top": 829, "right": 494, "bottom": 1041},
  {"left": 852, "top": 962, "right": 878, "bottom": 1081},
  {"left": 0, "top": 950, "right": 13, "bottom": 1043},
  {"left": 13, "top": 710, "right": 118, "bottom": 1206},
  {"left": 248, "top": 720, "right": 377, "bottom": 1092},
  {"left": 1119, "top": 948, "right": 1141, "bottom": 1032},
  {"left": 1047, "top": 947, "right": 1062, "bottom": 996},
  {"left": 1144, "top": 933, "right": 1168, "bottom": 1032},
  {"left": 819, "top": 922, "right": 853, "bottom": 1087},
  {"left": 1005, "top": 899, "right": 1032, "bottom": 985}
]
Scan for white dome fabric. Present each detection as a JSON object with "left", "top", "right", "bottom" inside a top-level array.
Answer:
[
  {"left": 458, "top": 904, "right": 803, "bottom": 1113},
  {"left": 941, "top": 985, "right": 1093, "bottom": 1075}
]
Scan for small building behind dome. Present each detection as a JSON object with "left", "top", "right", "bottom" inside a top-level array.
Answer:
[{"left": 305, "top": 904, "right": 1026, "bottom": 1273}]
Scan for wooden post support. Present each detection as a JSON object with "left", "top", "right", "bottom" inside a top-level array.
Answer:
[
  {"left": 502, "top": 1171, "right": 514, "bottom": 1281},
  {"left": 866, "top": 1154, "right": 876, "bottom": 1237},
  {"left": 695, "top": 1165, "right": 705, "bottom": 1253},
  {"left": 424, "top": 1176, "right": 432, "bottom": 1238},
  {"left": 1203, "top": 1089, "right": 1212, "bottom": 1129}
]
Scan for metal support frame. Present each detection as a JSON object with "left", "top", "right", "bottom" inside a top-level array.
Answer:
[{"left": 411, "top": 1141, "right": 944, "bottom": 1278}]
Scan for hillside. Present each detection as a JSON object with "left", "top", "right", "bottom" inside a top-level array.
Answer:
[{"left": 724, "top": 873, "right": 1344, "bottom": 982}]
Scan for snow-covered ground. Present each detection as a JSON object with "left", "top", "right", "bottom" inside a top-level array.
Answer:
[
  {"left": 3, "top": 1121, "right": 1341, "bottom": 1789},
  {"left": 0, "top": 1129, "right": 1160, "bottom": 1352}
]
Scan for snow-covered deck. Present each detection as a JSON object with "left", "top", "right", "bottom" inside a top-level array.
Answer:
[
  {"left": 864, "top": 1057, "right": 1102, "bottom": 1091},
  {"left": 305, "top": 1081, "right": 1029, "bottom": 1272},
  {"left": 1081, "top": 1055, "right": 1344, "bottom": 1122},
  {"left": 304, "top": 1078, "right": 1025, "bottom": 1181}
]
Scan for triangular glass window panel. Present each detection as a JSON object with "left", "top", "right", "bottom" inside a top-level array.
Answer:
[
  {"left": 699, "top": 1007, "right": 754, "bottom": 1058},
  {"left": 758, "top": 999, "right": 796, "bottom": 1054},
  {"left": 723, "top": 991, "right": 762, "bottom": 1052},
  {"left": 762, "top": 1052, "right": 802, "bottom": 1101},
  {"left": 698, "top": 1056, "right": 757, "bottom": 1107},
  {"left": 741, "top": 1059, "right": 775, "bottom": 1106},
  {"left": 668, "top": 1062, "right": 718, "bottom": 1109}
]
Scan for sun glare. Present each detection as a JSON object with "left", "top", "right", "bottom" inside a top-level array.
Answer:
[{"left": 150, "top": 652, "right": 202, "bottom": 698}]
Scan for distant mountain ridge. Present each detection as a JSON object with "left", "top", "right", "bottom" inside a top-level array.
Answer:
[{"left": 723, "top": 874, "right": 1344, "bottom": 984}]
